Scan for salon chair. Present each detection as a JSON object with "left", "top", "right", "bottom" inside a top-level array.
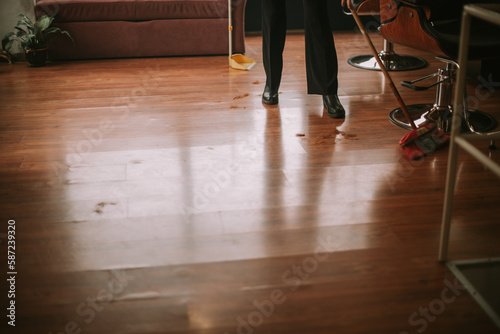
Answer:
[
  {"left": 346, "top": 0, "right": 427, "bottom": 71},
  {"left": 379, "top": 0, "right": 500, "bottom": 132}
]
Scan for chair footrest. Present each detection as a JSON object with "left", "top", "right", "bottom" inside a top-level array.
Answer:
[{"left": 401, "top": 80, "right": 430, "bottom": 90}]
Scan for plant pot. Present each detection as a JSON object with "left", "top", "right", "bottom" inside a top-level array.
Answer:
[{"left": 25, "top": 48, "right": 47, "bottom": 67}]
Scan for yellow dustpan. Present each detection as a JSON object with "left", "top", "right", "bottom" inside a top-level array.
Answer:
[{"left": 228, "top": 0, "right": 256, "bottom": 70}]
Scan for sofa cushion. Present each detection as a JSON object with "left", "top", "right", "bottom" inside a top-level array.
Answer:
[
  {"left": 36, "top": 0, "right": 137, "bottom": 22},
  {"left": 136, "top": 0, "right": 228, "bottom": 21},
  {"left": 36, "top": 0, "right": 229, "bottom": 22}
]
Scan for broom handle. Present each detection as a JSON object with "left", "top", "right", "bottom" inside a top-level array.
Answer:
[
  {"left": 350, "top": 9, "right": 417, "bottom": 130},
  {"left": 228, "top": 0, "right": 232, "bottom": 57}
]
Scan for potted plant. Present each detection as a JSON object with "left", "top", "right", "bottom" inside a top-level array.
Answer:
[{"left": 2, "top": 14, "right": 73, "bottom": 67}]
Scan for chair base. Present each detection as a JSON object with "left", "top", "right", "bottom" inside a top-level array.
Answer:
[
  {"left": 389, "top": 103, "right": 498, "bottom": 133},
  {"left": 347, "top": 53, "right": 428, "bottom": 71}
]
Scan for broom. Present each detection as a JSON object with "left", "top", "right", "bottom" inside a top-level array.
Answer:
[{"left": 349, "top": 8, "right": 449, "bottom": 160}]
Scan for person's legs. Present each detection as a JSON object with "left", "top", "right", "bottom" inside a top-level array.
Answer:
[
  {"left": 303, "top": 0, "right": 338, "bottom": 95},
  {"left": 262, "top": 0, "right": 287, "bottom": 104},
  {"left": 303, "top": 0, "right": 344, "bottom": 118}
]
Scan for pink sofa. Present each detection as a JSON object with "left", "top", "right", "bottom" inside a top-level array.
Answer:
[{"left": 35, "top": 0, "right": 247, "bottom": 60}]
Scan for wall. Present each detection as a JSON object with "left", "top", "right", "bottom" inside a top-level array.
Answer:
[{"left": 0, "top": 0, "right": 35, "bottom": 56}]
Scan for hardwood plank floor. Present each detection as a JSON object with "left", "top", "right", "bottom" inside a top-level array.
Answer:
[{"left": 1, "top": 31, "right": 500, "bottom": 334}]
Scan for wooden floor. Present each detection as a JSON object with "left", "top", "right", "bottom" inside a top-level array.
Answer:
[{"left": 1, "top": 31, "right": 500, "bottom": 334}]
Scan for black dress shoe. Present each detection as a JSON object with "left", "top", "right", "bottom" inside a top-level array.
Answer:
[
  {"left": 323, "top": 94, "right": 345, "bottom": 119},
  {"left": 262, "top": 86, "right": 279, "bottom": 105}
]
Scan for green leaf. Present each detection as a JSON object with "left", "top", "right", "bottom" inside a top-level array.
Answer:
[
  {"left": 14, "top": 26, "right": 29, "bottom": 35},
  {"left": 3, "top": 40, "right": 15, "bottom": 52},
  {"left": 60, "top": 31, "right": 75, "bottom": 45},
  {"left": 2, "top": 33, "right": 14, "bottom": 50},
  {"left": 35, "top": 15, "right": 54, "bottom": 34},
  {"left": 2, "top": 31, "right": 15, "bottom": 41},
  {"left": 15, "top": 28, "right": 27, "bottom": 39},
  {"left": 45, "top": 27, "right": 74, "bottom": 45},
  {"left": 45, "top": 27, "right": 62, "bottom": 34},
  {"left": 23, "top": 34, "right": 36, "bottom": 49},
  {"left": 17, "top": 14, "right": 34, "bottom": 32}
]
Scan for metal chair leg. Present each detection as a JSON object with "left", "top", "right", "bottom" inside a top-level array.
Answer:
[
  {"left": 389, "top": 57, "right": 497, "bottom": 133},
  {"left": 348, "top": 40, "right": 428, "bottom": 71}
]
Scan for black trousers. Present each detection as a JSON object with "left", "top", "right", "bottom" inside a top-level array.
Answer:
[{"left": 262, "top": 0, "right": 339, "bottom": 95}]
